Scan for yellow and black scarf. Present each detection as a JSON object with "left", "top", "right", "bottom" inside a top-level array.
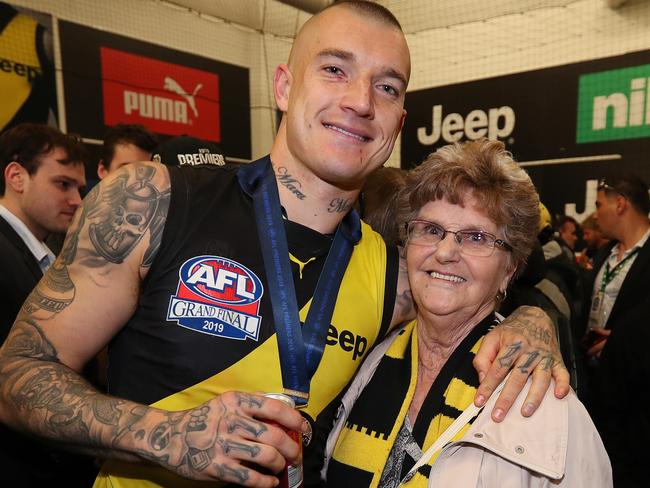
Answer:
[{"left": 327, "top": 314, "right": 497, "bottom": 487}]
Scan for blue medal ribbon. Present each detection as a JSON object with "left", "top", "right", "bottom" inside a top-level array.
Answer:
[{"left": 238, "top": 157, "right": 361, "bottom": 406}]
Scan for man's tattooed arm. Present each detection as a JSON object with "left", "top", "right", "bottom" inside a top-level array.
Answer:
[
  {"left": 473, "top": 306, "right": 571, "bottom": 421},
  {"left": 495, "top": 307, "right": 563, "bottom": 373},
  {"left": 0, "top": 321, "right": 299, "bottom": 483},
  {"left": 0, "top": 162, "right": 304, "bottom": 484}
]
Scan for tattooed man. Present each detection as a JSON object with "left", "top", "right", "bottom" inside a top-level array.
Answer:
[{"left": 0, "top": 2, "right": 569, "bottom": 488}]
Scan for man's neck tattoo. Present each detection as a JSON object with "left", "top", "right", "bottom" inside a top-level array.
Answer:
[{"left": 276, "top": 167, "right": 306, "bottom": 201}]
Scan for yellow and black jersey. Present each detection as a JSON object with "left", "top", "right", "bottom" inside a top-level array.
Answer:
[
  {"left": 96, "top": 158, "right": 398, "bottom": 488},
  {"left": 0, "top": 3, "right": 54, "bottom": 131}
]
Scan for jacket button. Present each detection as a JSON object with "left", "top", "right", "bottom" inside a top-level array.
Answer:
[
  {"left": 473, "top": 433, "right": 483, "bottom": 438},
  {"left": 515, "top": 445, "right": 525, "bottom": 454}
]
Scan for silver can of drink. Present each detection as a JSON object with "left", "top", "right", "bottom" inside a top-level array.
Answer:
[{"left": 264, "top": 393, "right": 303, "bottom": 488}]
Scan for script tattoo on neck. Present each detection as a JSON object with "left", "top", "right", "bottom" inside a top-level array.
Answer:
[
  {"left": 328, "top": 197, "right": 353, "bottom": 213},
  {"left": 276, "top": 167, "right": 306, "bottom": 201}
]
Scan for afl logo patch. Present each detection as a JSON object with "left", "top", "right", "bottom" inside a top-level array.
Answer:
[{"left": 167, "top": 256, "right": 264, "bottom": 341}]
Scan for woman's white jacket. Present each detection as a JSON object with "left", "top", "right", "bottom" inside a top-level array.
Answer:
[{"left": 323, "top": 326, "right": 612, "bottom": 488}]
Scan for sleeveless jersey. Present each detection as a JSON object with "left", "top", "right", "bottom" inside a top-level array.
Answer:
[{"left": 95, "top": 160, "right": 397, "bottom": 487}]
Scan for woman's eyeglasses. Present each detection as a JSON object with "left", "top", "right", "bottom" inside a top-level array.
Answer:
[{"left": 405, "top": 220, "right": 513, "bottom": 257}]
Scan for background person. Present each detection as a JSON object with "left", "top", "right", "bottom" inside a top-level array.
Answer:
[
  {"left": 358, "top": 166, "right": 408, "bottom": 247},
  {"left": 97, "top": 123, "right": 158, "bottom": 179},
  {"left": 557, "top": 214, "right": 579, "bottom": 255},
  {"left": 557, "top": 215, "right": 579, "bottom": 256},
  {"left": 539, "top": 207, "right": 583, "bottom": 325},
  {"left": 587, "top": 297, "right": 650, "bottom": 488},
  {"left": 0, "top": 4, "right": 567, "bottom": 488},
  {"left": 581, "top": 175, "right": 650, "bottom": 359},
  {"left": 0, "top": 122, "right": 86, "bottom": 340},
  {"left": 578, "top": 213, "right": 609, "bottom": 269},
  {"left": 324, "top": 140, "right": 609, "bottom": 488},
  {"left": 0, "top": 122, "right": 94, "bottom": 485}
]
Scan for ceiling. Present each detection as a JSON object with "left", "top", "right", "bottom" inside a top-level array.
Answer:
[{"left": 166, "top": 0, "right": 588, "bottom": 37}]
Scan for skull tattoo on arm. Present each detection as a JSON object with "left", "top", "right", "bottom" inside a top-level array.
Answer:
[{"left": 88, "top": 165, "right": 170, "bottom": 265}]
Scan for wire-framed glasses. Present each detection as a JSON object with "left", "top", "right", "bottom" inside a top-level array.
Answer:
[{"left": 405, "top": 220, "right": 513, "bottom": 257}]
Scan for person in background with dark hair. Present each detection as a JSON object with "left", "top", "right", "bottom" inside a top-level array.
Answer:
[
  {"left": 0, "top": 122, "right": 86, "bottom": 340},
  {"left": 539, "top": 208, "right": 582, "bottom": 322},
  {"left": 0, "top": 122, "right": 95, "bottom": 485},
  {"left": 359, "top": 166, "right": 407, "bottom": 247},
  {"left": 557, "top": 214, "right": 579, "bottom": 255},
  {"left": 97, "top": 123, "right": 158, "bottom": 179},
  {"left": 0, "top": 4, "right": 567, "bottom": 488},
  {"left": 584, "top": 174, "right": 650, "bottom": 487},
  {"left": 581, "top": 174, "right": 650, "bottom": 359}
]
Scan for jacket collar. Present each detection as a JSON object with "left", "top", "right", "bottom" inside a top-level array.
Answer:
[{"left": 457, "top": 379, "right": 568, "bottom": 480}]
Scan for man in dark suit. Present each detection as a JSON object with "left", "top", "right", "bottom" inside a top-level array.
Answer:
[
  {"left": 0, "top": 123, "right": 93, "bottom": 485},
  {"left": 588, "top": 298, "right": 650, "bottom": 487},
  {"left": 583, "top": 175, "right": 650, "bottom": 487},
  {"left": 0, "top": 123, "right": 86, "bottom": 341},
  {"left": 581, "top": 174, "right": 650, "bottom": 357}
]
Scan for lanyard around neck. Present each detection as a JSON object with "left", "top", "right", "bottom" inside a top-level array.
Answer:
[
  {"left": 600, "top": 247, "right": 639, "bottom": 292},
  {"left": 238, "top": 157, "right": 361, "bottom": 407}
]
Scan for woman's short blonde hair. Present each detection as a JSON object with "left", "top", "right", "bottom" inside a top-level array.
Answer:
[{"left": 398, "top": 139, "right": 540, "bottom": 274}]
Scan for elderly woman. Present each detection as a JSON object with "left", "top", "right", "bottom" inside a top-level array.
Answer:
[{"left": 322, "top": 140, "right": 611, "bottom": 487}]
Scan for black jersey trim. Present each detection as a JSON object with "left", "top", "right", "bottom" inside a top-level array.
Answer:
[{"left": 378, "top": 244, "right": 398, "bottom": 341}]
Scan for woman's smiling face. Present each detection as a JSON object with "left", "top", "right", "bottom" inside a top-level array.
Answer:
[{"left": 406, "top": 193, "right": 514, "bottom": 324}]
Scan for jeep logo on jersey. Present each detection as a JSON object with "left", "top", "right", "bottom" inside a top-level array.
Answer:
[
  {"left": 167, "top": 256, "right": 263, "bottom": 341},
  {"left": 577, "top": 63, "right": 650, "bottom": 143},
  {"left": 417, "top": 105, "right": 515, "bottom": 146},
  {"left": 100, "top": 47, "right": 221, "bottom": 142}
]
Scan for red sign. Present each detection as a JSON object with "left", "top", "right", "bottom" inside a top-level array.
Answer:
[{"left": 100, "top": 47, "right": 220, "bottom": 141}]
